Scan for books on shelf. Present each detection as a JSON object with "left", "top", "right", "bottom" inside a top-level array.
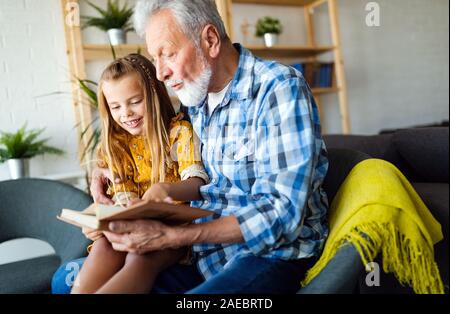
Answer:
[{"left": 291, "top": 62, "right": 335, "bottom": 88}]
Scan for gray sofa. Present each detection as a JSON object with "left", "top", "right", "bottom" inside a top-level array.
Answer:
[
  {"left": 323, "top": 127, "right": 449, "bottom": 293},
  {"left": 0, "top": 178, "right": 92, "bottom": 293},
  {"left": 1, "top": 125, "right": 447, "bottom": 294}
]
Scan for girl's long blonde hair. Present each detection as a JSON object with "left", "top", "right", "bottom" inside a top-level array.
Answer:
[{"left": 96, "top": 53, "right": 176, "bottom": 186}]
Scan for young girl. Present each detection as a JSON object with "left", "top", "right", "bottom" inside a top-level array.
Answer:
[{"left": 71, "top": 54, "right": 208, "bottom": 294}]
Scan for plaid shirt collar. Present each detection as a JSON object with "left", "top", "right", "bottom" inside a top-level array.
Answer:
[{"left": 190, "top": 43, "right": 255, "bottom": 117}]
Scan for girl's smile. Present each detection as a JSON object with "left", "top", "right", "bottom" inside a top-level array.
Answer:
[{"left": 122, "top": 117, "right": 143, "bottom": 129}]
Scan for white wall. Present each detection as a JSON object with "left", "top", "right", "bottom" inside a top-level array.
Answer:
[
  {"left": 333, "top": 0, "right": 449, "bottom": 133},
  {"left": 0, "top": 0, "right": 83, "bottom": 181},
  {"left": 0, "top": 0, "right": 448, "bottom": 182},
  {"left": 232, "top": 0, "right": 449, "bottom": 134}
]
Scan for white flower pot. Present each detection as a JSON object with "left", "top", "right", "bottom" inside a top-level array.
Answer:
[
  {"left": 7, "top": 158, "right": 30, "bottom": 179},
  {"left": 263, "top": 33, "right": 278, "bottom": 47},
  {"left": 107, "top": 28, "right": 126, "bottom": 46}
]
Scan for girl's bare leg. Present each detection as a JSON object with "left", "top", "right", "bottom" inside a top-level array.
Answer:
[
  {"left": 95, "top": 248, "right": 187, "bottom": 294},
  {"left": 71, "top": 237, "right": 126, "bottom": 294}
]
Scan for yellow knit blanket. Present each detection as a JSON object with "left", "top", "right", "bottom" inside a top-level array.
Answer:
[{"left": 301, "top": 159, "right": 444, "bottom": 294}]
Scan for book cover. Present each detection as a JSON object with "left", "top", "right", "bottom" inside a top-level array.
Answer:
[{"left": 57, "top": 201, "right": 213, "bottom": 230}]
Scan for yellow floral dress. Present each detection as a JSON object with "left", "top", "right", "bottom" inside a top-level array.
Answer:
[{"left": 100, "top": 114, "right": 208, "bottom": 203}]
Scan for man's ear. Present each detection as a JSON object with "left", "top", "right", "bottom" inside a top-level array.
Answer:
[{"left": 201, "top": 24, "right": 221, "bottom": 58}]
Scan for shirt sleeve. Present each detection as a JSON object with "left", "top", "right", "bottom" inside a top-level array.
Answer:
[
  {"left": 233, "top": 77, "right": 324, "bottom": 256},
  {"left": 170, "top": 120, "right": 209, "bottom": 183}
]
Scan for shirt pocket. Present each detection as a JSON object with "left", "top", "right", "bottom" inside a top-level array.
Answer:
[{"left": 221, "top": 139, "right": 256, "bottom": 192}]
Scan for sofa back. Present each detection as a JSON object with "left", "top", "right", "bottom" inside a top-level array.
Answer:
[{"left": 323, "top": 127, "right": 449, "bottom": 183}]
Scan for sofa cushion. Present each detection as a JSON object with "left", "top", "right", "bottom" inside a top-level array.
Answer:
[
  {"left": 323, "top": 134, "right": 420, "bottom": 181},
  {"left": 412, "top": 182, "right": 449, "bottom": 291},
  {"left": 0, "top": 254, "right": 61, "bottom": 294},
  {"left": 323, "top": 134, "right": 395, "bottom": 159},
  {"left": 393, "top": 127, "right": 449, "bottom": 183}
]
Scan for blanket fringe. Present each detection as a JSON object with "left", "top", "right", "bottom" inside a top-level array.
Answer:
[{"left": 301, "top": 222, "right": 444, "bottom": 294}]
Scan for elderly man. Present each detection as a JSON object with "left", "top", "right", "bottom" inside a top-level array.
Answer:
[{"left": 52, "top": 0, "right": 329, "bottom": 294}]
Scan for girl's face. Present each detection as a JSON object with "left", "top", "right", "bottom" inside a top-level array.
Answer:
[{"left": 102, "top": 73, "right": 146, "bottom": 136}]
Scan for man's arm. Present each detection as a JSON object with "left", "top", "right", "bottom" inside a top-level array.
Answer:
[
  {"left": 103, "top": 216, "right": 244, "bottom": 254},
  {"left": 173, "top": 216, "right": 244, "bottom": 247}
]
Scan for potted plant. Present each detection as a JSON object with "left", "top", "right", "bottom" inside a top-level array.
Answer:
[
  {"left": 0, "top": 124, "right": 64, "bottom": 179},
  {"left": 77, "top": 78, "right": 101, "bottom": 161},
  {"left": 81, "top": 0, "right": 134, "bottom": 46},
  {"left": 255, "top": 16, "right": 283, "bottom": 47}
]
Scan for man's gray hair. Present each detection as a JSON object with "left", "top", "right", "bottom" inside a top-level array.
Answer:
[{"left": 133, "top": 0, "right": 228, "bottom": 44}]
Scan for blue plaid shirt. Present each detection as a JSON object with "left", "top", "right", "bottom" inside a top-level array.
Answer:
[{"left": 188, "top": 44, "right": 329, "bottom": 280}]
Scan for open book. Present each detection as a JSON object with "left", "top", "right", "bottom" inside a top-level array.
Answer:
[{"left": 57, "top": 201, "right": 212, "bottom": 230}]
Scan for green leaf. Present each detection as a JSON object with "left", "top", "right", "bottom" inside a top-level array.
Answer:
[
  {"left": 110, "top": 42, "right": 117, "bottom": 60},
  {"left": 80, "top": 116, "right": 99, "bottom": 138},
  {"left": 86, "top": 0, "right": 108, "bottom": 17},
  {"left": 80, "top": 127, "right": 101, "bottom": 161},
  {"left": 255, "top": 16, "right": 283, "bottom": 37},
  {"left": 0, "top": 148, "right": 11, "bottom": 162},
  {"left": 81, "top": 0, "right": 134, "bottom": 32},
  {"left": 0, "top": 124, "right": 64, "bottom": 162},
  {"left": 77, "top": 78, "right": 98, "bottom": 107}
]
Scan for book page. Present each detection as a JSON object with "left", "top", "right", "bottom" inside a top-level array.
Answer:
[
  {"left": 81, "top": 203, "right": 97, "bottom": 215},
  {"left": 96, "top": 203, "right": 128, "bottom": 220},
  {"left": 99, "top": 201, "right": 212, "bottom": 222}
]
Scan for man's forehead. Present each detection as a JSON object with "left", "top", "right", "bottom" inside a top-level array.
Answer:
[{"left": 145, "top": 10, "right": 185, "bottom": 52}]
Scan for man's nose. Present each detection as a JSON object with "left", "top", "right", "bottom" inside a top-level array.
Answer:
[{"left": 155, "top": 59, "right": 171, "bottom": 82}]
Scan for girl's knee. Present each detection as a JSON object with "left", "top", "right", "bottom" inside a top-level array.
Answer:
[
  {"left": 124, "top": 252, "right": 164, "bottom": 271},
  {"left": 124, "top": 250, "right": 182, "bottom": 270},
  {"left": 125, "top": 252, "right": 151, "bottom": 264},
  {"left": 89, "top": 236, "right": 113, "bottom": 255}
]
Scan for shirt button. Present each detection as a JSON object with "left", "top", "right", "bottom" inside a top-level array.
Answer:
[{"left": 203, "top": 200, "right": 209, "bottom": 205}]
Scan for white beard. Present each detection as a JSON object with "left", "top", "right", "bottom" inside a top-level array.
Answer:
[{"left": 166, "top": 59, "right": 212, "bottom": 107}]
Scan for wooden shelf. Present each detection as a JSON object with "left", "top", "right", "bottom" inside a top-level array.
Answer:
[
  {"left": 233, "top": 0, "right": 320, "bottom": 7},
  {"left": 83, "top": 44, "right": 149, "bottom": 61},
  {"left": 84, "top": 44, "right": 338, "bottom": 97},
  {"left": 311, "top": 87, "right": 339, "bottom": 95},
  {"left": 247, "top": 45, "right": 335, "bottom": 59},
  {"left": 83, "top": 44, "right": 334, "bottom": 61}
]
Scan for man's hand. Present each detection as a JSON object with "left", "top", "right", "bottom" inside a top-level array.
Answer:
[
  {"left": 103, "top": 219, "right": 180, "bottom": 254},
  {"left": 90, "top": 167, "right": 121, "bottom": 205},
  {"left": 82, "top": 227, "right": 104, "bottom": 241}
]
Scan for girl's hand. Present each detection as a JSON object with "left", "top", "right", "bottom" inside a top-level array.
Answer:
[
  {"left": 82, "top": 227, "right": 104, "bottom": 241},
  {"left": 90, "top": 167, "right": 121, "bottom": 205},
  {"left": 142, "top": 183, "right": 174, "bottom": 204}
]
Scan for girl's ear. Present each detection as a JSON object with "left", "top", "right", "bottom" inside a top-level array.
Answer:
[{"left": 201, "top": 24, "right": 221, "bottom": 59}]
